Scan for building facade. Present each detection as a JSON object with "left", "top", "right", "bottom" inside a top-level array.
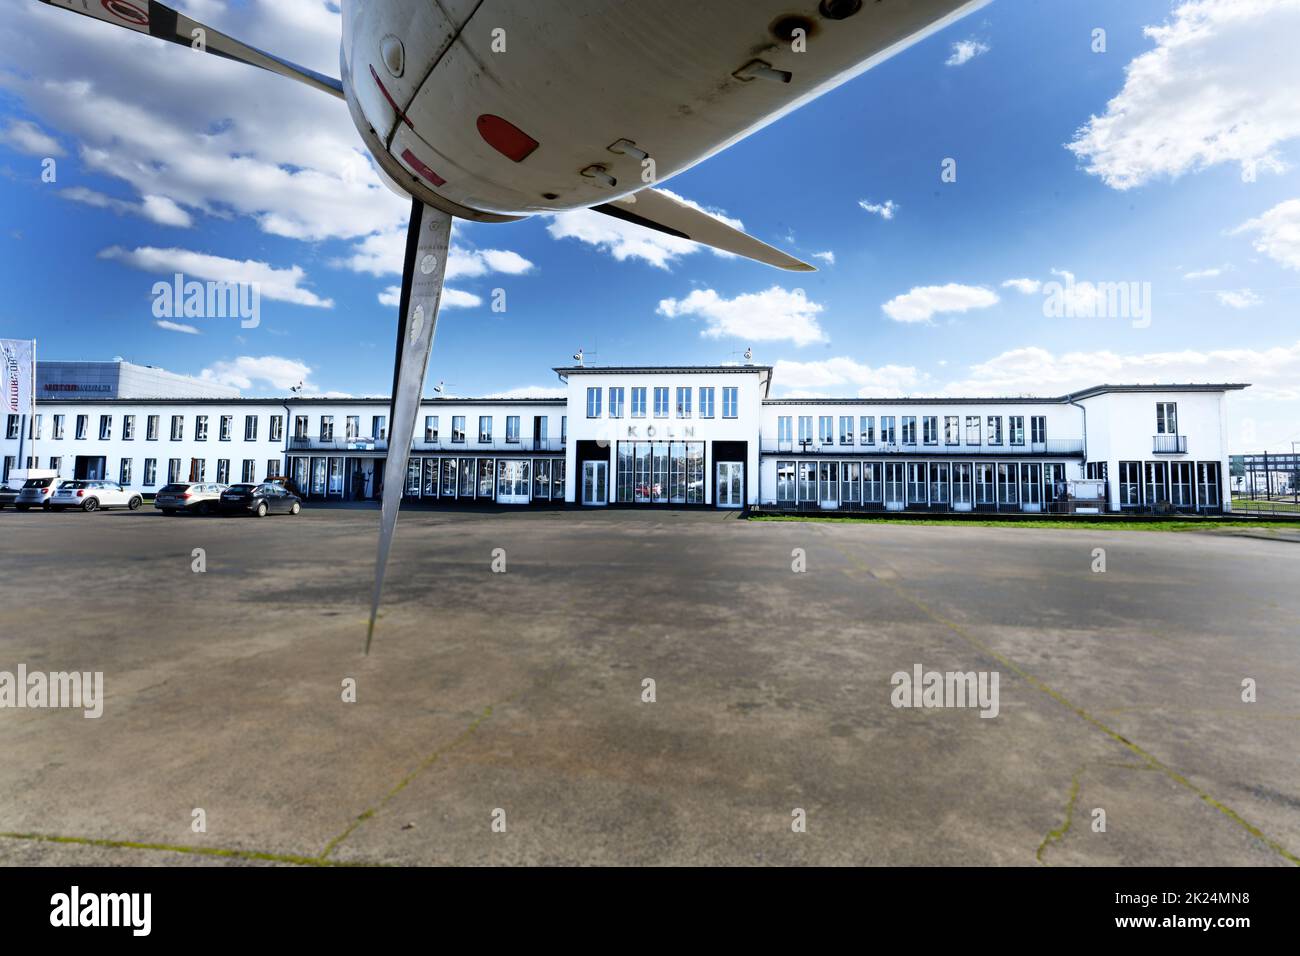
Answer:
[{"left": 1, "top": 363, "right": 1245, "bottom": 514}]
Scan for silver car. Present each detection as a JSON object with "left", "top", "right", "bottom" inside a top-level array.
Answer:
[
  {"left": 14, "top": 477, "right": 67, "bottom": 511},
  {"left": 154, "top": 482, "right": 228, "bottom": 515}
]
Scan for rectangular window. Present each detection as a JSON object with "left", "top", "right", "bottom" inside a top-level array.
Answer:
[
  {"left": 631, "top": 387, "right": 646, "bottom": 418},
  {"left": 506, "top": 415, "right": 520, "bottom": 443},
  {"left": 49, "top": 456, "right": 61, "bottom": 473},
  {"left": 722, "top": 387, "right": 738, "bottom": 418},
  {"left": 609, "top": 387, "right": 624, "bottom": 419},
  {"left": 120, "top": 415, "right": 134, "bottom": 441},
  {"left": 242, "top": 459, "right": 256, "bottom": 482},
  {"left": 923, "top": 416, "right": 938, "bottom": 445},
  {"left": 99, "top": 415, "right": 112, "bottom": 440},
  {"left": 219, "top": 415, "right": 232, "bottom": 441},
  {"left": 346, "top": 415, "right": 360, "bottom": 440},
  {"left": 996, "top": 463, "right": 1019, "bottom": 504},
  {"left": 190, "top": 458, "right": 206, "bottom": 482},
  {"left": 478, "top": 415, "right": 492, "bottom": 442},
  {"left": 586, "top": 387, "right": 601, "bottom": 418},
  {"left": 966, "top": 415, "right": 981, "bottom": 445},
  {"left": 119, "top": 458, "right": 132, "bottom": 485},
  {"left": 902, "top": 416, "right": 917, "bottom": 445},
  {"left": 839, "top": 416, "right": 853, "bottom": 445},
  {"left": 1144, "top": 461, "right": 1168, "bottom": 505},
  {"left": 1156, "top": 402, "right": 1178, "bottom": 434},
  {"left": 293, "top": 416, "right": 307, "bottom": 439},
  {"left": 4, "top": 415, "right": 17, "bottom": 440},
  {"left": 777, "top": 416, "right": 792, "bottom": 443},
  {"left": 53, "top": 414, "right": 65, "bottom": 440},
  {"left": 143, "top": 459, "right": 157, "bottom": 487},
  {"left": 267, "top": 459, "right": 278, "bottom": 481},
  {"left": 881, "top": 416, "right": 896, "bottom": 444},
  {"left": 1009, "top": 416, "right": 1025, "bottom": 446},
  {"left": 372, "top": 415, "right": 386, "bottom": 440},
  {"left": 217, "top": 459, "right": 231, "bottom": 484},
  {"left": 167, "top": 458, "right": 183, "bottom": 483},
  {"left": 987, "top": 416, "right": 1003, "bottom": 445},
  {"left": 1196, "top": 461, "right": 1221, "bottom": 508},
  {"left": 244, "top": 415, "right": 258, "bottom": 441},
  {"left": 699, "top": 387, "right": 715, "bottom": 418},
  {"left": 1119, "top": 461, "right": 1142, "bottom": 506},
  {"left": 676, "top": 386, "right": 691, "bottom": 418},
  {"left": 196, "top": 415, "right": 209, "bottom": 441},
  {"left": 28, "top": 414, "right": 41, "bottom": 440},
  {"left": 944, "top": 416, "right": 960, "bottom": 445},
  {"left": 860, "top": 416, "right": 875, "bottom": 445},
  {"left": 318, "top": 416, "right": 333, "bottom": 441},
  {"left": 452, "top": 416, "right": 466, "bottom": 442},
  {"left": 1031, "top": 415, "right": 1046, "bottom": 444},
  {"left": 654, "top": 386, "right": 669, "bottom": 418},
  {"left": 269, "top": 415, "right": 283, "bottom": 442},
  {"left": 798, "top": 462, "right": 816, "bottom": 503},
  {"left": 75, "top": 415, "right": 88, "bottom": 440},
  {"left": 424, "top": 415, "right": 439, "bottom": 442},
  {"left": 776, "top": 461, "right": 796, "bottom": 503},
  {"left": 1, "top": 456, "right": 11, "bottom": 481},
  {"left": 819, "top": 415, "right": 833, "bottom": 444},
  {"left": 798, "top": 416, "right": 813, "bottom": 444}
]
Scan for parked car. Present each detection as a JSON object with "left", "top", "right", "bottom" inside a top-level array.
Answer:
[
  {"left": 153, "top": 482, "right": 228, "bottom": 515},
  {"left": 14, "top": 476, "right": 64, "bottom": 511},
  {"left": 218, "top": 482, "right": 302, "bottom": 517},
  {"left": 49, "top": 480, "right": 143, "bottom": 512},
  {"left": 0, "top": 481, "right": 20, "bottom": 509}
]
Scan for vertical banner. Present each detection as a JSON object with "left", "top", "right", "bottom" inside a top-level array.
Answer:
[{"left": 1, "top": 338, "right": 35, "bottom": 416}]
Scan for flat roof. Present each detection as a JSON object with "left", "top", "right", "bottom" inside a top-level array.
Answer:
[
  {"left": 764, "top": 383, "right": 1250, "bottom": 405},
  {"left": 553, "top": 364, "right": 775, "bottom": 397}
]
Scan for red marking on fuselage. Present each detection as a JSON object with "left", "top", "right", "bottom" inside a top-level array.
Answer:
[
  {"left": 401, "top": 149, "right": 446, "bottom": 187},
  {"left": 369, "top": 64, "right": 414, "bottom": 129},
  {"left": 476, "top": 114, "right": 539, "bottom": 163},
  {"left": 102, "top": 0, "right": 149, "bottom": 26}
]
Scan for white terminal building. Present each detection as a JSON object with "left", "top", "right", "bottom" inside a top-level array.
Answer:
[{"left": 2, "top": 360, "right": 1245, "bottom": 514}]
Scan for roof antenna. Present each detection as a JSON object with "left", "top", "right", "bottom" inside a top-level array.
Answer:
[{"left": 573, "top": 346, "right": 598, "bottom": 367}]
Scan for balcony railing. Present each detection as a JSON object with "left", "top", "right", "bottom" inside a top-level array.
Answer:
[
  {"left": 1153, "top": 435, "right": 1187, "bottom": 454},
  {"left": 760, "top": 438, "right": 1085, "bottom": 456},
  {"left": 289, "top": 436, "right": 387, "bottom": 451}
]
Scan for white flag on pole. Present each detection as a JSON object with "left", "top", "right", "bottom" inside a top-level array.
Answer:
[{"left": 1, "top": 338, "right": 34, "bottom": 415}]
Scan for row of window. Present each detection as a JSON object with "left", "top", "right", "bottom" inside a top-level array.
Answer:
[
  {"left": 774, "top": 460, "right": 1069, "bottom": 506},
  {"left": 1116, "top": 460, "right": 1220, "bottom": 507},
  {"left": 418, "top": 414, "right": 565, "bottom": 444},
  {"left": 7, "top": 413, "right": 286, "bottom": 443},
  {"left": 775, "top": 414, "right": 1050, "bottom": 447},
  {"left": 286, "top": 455, "right": 568, "bottom": 501},
  {"left": 2, "top": 455, "right": 280, "bottom": 486},
  {"left": 586, "top": 386, "right": 738, "bottom": 419}
]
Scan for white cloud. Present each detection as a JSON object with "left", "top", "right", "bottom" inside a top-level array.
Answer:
[
  {"left": 1, "top": 1, "right": 409, "bottom": 242},
  {"left": 485, "top": 386, "right": 565, "bottom": 399},
  {"left": 858, "top": 199, "right": 898, "bottom": 220},
  {"left": 657, "top": 286, "right": 826, "bottom": 346},
  {"left": 155, "top": 320, "right": 199, "bottom": 335},
  {"left": 0, "top": 118, "right": 64, "bottom": 156},
  {"left": 199, "top": 355, "right": 316, "bottom": 394},
  {"left": 1001, "top": 277, "right": 1042, "bottom": 294},
  {"left": 882, "top": 283, "right": 999, "bottom": 324},
  {"left": 772, "top": 357, "right": 924, "bottom": 396},
  {"left": 378, "top": 285, "right": 482, "bottom": 309},
  {"left": 1216, "top": 288, "right": 1262, "bottom": 309},
  {"left": 546, "top": 189, "right": 743, "bottom": 269},
  {"left": 1183, "top": 266, "right": 1223, "bottom": 280},
  {"left": 941, "top": 342, "right": 1300, "bottom": 401},
  {"left": 1232, "top": 199, "right": 1300, "bottom": 271},
  {"left": 99, "top": 245, "right": 333, "bottom": 308},
  {"left": 61, "top": 186, "right": 192, "bottom": 227},
  {"left": 1067, "top": 0, "right": 1300, "bottom": 189},
  {"left": 811, "top": 250, "right": 836, "bottom": 266},
  {"left": 945, "top": 39, "right": 990, "bottom": 67},
  {"left": 341, "top": 225, "right": 533, "bottom": 281}
]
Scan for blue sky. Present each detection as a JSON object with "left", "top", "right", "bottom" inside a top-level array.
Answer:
[{"left": 1, "top": 0, "right": 1298, "bottom": 449}]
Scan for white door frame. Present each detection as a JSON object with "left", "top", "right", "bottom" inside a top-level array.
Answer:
[
  {"left": 716, "top": 460, "right": 743, "bottom": 509},
  {"left": 582, "top": 459, "right": 608, "bottom": 506}
]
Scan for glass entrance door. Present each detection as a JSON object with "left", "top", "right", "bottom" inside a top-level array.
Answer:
[
  {"left": 582, "top": 460, "right": 607, "bottom": 506},
  {"left": 817, "top": 461, "right": 839, "bottom": 509},
  {"left": 716, "top": 461, "right": 743, "bottom": 509},
  {"left": 884, "top": 462, "right": 906, "bottom": 510},
  {"left": 496, "top": 460, "right": 531, "bottom": 505}
]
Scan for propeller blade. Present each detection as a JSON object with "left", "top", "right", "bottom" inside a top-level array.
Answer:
[
  {"left": 593, "top": 188, "right": 816, "bottom": 272},
  {"left": 37, "top": 0, "right": 343, "bottom": 99},
  {"left": 366, "top": 198, "right": 453, "bottom": 654}
]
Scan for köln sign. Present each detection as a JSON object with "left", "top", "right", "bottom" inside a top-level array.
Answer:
[{"left": 625, "top": 425, "right": 695, "bottom": 439}]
